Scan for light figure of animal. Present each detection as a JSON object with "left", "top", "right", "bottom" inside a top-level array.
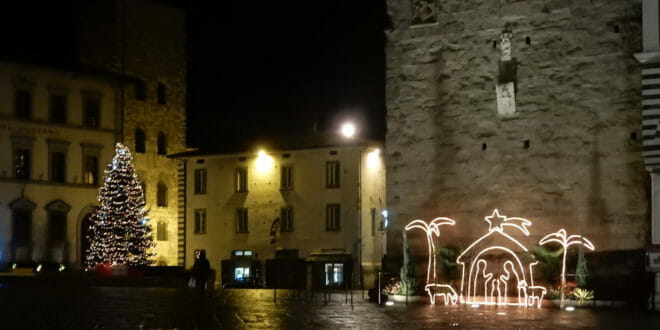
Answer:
[{"left": 425, "top": 283, "right": 458, "bottom": 305}]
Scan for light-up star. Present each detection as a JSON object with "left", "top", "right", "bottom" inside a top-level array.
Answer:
[
  {"left": 485, "top": 209, "right": 532, "bottom": 236},
  {"left": 485, "top": 209, "right": 507, "bottom": 232}
]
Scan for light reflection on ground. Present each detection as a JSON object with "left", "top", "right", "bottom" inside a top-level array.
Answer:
[{"left": 0, "top": 284, "right": 658, "bottom": 329}]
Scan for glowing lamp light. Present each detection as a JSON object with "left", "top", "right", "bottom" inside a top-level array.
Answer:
[
  {"left": 341, "top": 122, "right": 356, "bottom": 138},
  {"left": 565, "top": 306, "right": 575, "bottom": 312},
  {"left": 255, "top": 150, "right": 273, "bottom": 173},
  {"left": 471, "top": 304, "right": 480, "bottom": 308},
  {"left": 385, "top": 301, "right": 394, "bottom": 306},
  {"left": 497, "top": 312, "right": 506, "bottom": 316},
  {"left": 367, "top": 148, "right": 381, "bottom": 170},
  {"left": 36, "top": 264, "right": 42, "bottom": 272}
]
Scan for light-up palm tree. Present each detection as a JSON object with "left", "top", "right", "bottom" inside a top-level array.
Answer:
[
  {"left": 405, "top": 217, "right": 456, "bottom": 285},
  {"left": 539, "top": 229, "right": 595, "bottom": 308}
]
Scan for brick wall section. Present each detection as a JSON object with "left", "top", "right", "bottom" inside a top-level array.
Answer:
[
  {"left": 385, "top": 0, "right": 647, "bottom": 260},
  {"left": 76, "top": 0, "right": 186, "bottom": 265}
]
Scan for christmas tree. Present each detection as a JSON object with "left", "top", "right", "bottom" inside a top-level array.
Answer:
[{"left": 86, "top": 142, "right": 154, "bottom": 268}]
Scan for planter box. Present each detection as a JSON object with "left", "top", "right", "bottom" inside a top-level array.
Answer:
[{"left": 387, "top": 294, "right": 427, "bottom": 304}]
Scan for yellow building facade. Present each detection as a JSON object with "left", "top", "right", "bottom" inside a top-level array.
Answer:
[{"left": 177, "top": 140, "right": 386, "bottom": 289}]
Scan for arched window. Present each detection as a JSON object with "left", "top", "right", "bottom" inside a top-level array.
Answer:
[
  {"left": 157, "top": 132, "right": 167, "bottom": 155},
  {"left": 135, "top": 128, "right": 146, "bottom": 153},
  {"left": 157, "top": 221, "right": 167, "bottom": 241},
  {"left": 157, "top": 82, "right": 167, "bottom": 105},
  {"left": 157, "top": 181, "right": 167, "bottom": 207}
]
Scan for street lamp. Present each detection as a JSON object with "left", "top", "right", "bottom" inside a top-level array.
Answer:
[{"left": 341, "top": 122, "right": 356, "bottom": 138}]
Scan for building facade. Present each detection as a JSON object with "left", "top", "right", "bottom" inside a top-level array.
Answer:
[
  {"left": 0, "top": 0, "right": 187, "bottom": 269},
  {"left": 385, "top": 0, "right": 648, "bottom": 297},
  {"left": 177, "top": 140, "right": 386, "bottom": 289},
  {"left": 636, "top": 0, "right": 660, "bottom": 310},
  {"left": 75, "top": 0, "right": 187, "bottom": 266},
  {"left": 0, "top": 61, "right": 117, "bottom": 267}
]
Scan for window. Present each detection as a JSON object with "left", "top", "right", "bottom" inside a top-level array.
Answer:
[
  {"left": 157, "top": 221, "right": 167, "bottom": 241},
  {"left": 233, "top": 250, "right": 253, "bottom": 256},
  {"left": 280, "top": 165, "right": 293, "bottom": 190},
  {"left": 157, "top": 82, "right": 167, "bottom": 105},
  {"left": 50, "top": 94, "right": 67, "bottom": 124},
  {"left": 324, "top": 263, "right": 344, "bottom": 286},
  {"left": 135, "top": 80, "right": 146, "bottom": 100},
  {"left": 47, "top": 211, "right": 67, "bottom": 245},
  {"left": 194, "top": 169, "right": 207, "bottom": 194},
  {"left": 135, "top": 128, "right": 146, "bottom": 153},
  {"left": 234, "top": 267, "right": 250, "bottom": 281},
  {"left": 157, "top": 182, "right": 167, "bottom": 207},
  {"left": 14, "top": 89, "right": 31, "bottom": 119},
  {"left": 13, "top": 148, "right": 31, "bottom": 180},
  {"left": 236, "top": 167, "right": 247, "bottom": 192},
  {"left": 157, "top": 132, "right": 167, "bottom": 155},
  {"left": 83, "top": 97, "right": 100, "bottom": 128},
  {"left": 12, "top": 209, "right": 32, "bottom": 245},
  {"left": 371, "top": 208, "right": 376, "bottom": 237},
  {"left": 326, "top": 204, "right": 340, "bottom": 231},
  {"left": 50, "top": 151, "right": 66, "bottom": 183},
  {"left": 281, "top": 207, "right": 293, "bottom": 232},
  {"left": 194, "top": 209, "right": 206, "bottom": 234},
  {"left": 83, "top": 154, "right": 99, "bottom": 185},
  {"left": 236, "top": 208, "right": 248, "bottom": 233},
  {"left": 326, "top": 161, "right": 340, "bottom": 188}
]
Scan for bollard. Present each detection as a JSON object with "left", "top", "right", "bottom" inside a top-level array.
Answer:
[{"left": 378, "top": 271, "right": 382, "bottom": 305}]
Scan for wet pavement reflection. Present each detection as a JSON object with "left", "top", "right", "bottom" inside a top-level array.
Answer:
[{"left": 1, "top": 284, "right": 659, "bottom": 329}]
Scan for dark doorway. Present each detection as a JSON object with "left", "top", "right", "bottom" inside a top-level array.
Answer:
[{"left": 80, "top": 213, "right": 93, "bottom": 267}]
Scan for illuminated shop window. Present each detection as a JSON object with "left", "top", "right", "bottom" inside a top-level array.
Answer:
[
  {"left": 324, "top": 263, "right": 344, "bottom": 286},
  {"left": 234, "top": 267, "right": 250, "bottom": 281}
]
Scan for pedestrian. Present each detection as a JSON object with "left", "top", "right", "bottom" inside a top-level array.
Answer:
[{"left": 191, "top": 250, "right": 211, "bottom": 294}]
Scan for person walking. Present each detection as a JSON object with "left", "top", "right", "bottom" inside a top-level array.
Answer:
[{"left": 191, "top": 250, "right": 211, "bottom": 294}]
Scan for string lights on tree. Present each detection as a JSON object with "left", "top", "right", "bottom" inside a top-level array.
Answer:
[{"left": 85, "top": 142, "right": 154, "bottom": 269}]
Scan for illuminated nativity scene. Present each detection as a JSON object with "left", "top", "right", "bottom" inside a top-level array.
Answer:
[{"left": 405, "top": 209, "right": 594, "bottom": 308}]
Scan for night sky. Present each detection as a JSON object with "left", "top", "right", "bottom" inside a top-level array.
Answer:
[
  {"left": 0, "top": 1, "right": 389, "bottom": 150},
  {"left": 187, "top": 1, "right": 389, "bottom": 149}
]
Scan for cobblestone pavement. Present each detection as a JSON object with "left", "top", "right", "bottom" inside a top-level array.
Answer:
[{"left": 1, "top": 283, "right": 659, "bottom": 329}]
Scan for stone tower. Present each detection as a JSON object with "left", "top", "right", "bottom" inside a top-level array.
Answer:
[
  {"left": 385, "top": 0, "right": 647, "bottom": 280},
  {"left": 75, "top": 0, "right": 186, "bottom": 266}
]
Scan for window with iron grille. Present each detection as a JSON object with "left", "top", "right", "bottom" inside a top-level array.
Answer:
[{"left": 326, "top": 204, "right": 340, "bottom": 231}]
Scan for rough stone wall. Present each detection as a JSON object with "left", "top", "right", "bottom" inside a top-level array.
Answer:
[
  {"left": 385, "top": 0, "right": 647, "bottom": 261},
  {"left": 75, "top": 0, "right": 186, "bottom": 265}
]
